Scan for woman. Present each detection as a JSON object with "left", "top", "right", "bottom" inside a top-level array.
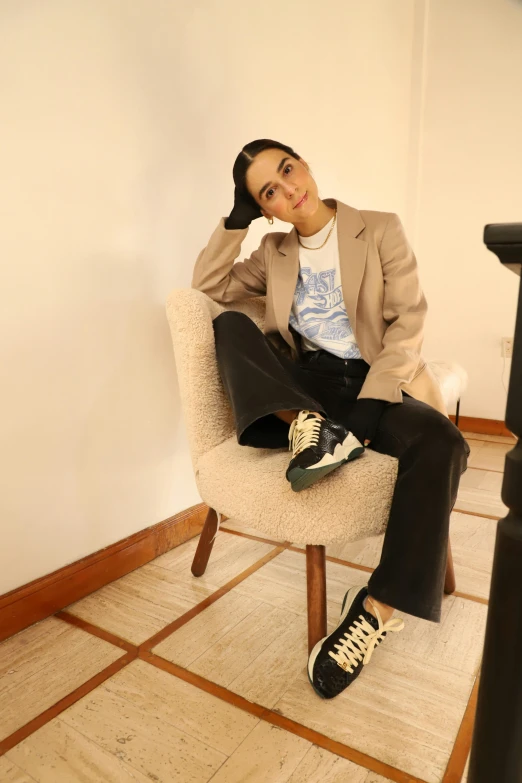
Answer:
[{"left": 192, "top": 139, "right": 469, "bottom": 700}]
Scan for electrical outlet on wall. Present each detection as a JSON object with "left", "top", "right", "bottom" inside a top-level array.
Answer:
[{"left": 501, "top": 337, "right": 514, "bottom": 359}]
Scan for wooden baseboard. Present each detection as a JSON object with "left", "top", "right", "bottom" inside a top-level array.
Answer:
[
  {"left": 451, "top": 415, "right": 514, "bottom": 439},
  {"left": 0, "top": 503, "right": 207, "bottom": 644}
]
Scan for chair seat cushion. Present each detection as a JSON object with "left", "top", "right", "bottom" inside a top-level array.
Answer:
[{"left": 195, "top": 437, "right": 399, "bottom": 545}]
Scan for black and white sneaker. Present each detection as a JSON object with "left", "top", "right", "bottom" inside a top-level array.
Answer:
[
  {"left": 286, "top": 411, "right": 364, "bottom": 492},
  {"left": 308, "top": 585, "right": 405, "bottom": 699}
]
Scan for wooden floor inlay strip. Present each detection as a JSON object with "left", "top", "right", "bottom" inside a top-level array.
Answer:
[
  {"left": 453, "top": 508, "right": 501, "bottom": 521},
  {"left": 56, "top": 611, "right": 138, "bottom": 654},
  {"left": 452, "top": 592, "right": 489, "bottom": 606},
  {"left": 221, "top": 536, "right": 489, "bottom": 608},
  {"left": 467, "top": 465, "right": 504, "bottom": 474},
  {"left": 442, "top": 674, "right": 480, "bottom": 782},
  {"left": 140, "top": 545, "right": 287, "bottom": 651},
  {"left": 0, "top": 650, "right": 136, "bottom": 756},
  {"left": 140, "top": 650, "right": 430, "bottom": 783},
  {"left": 220, "top": 526, "right": 287, "bottom": 547}
]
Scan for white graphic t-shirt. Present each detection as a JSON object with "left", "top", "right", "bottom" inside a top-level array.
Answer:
[{"left": 289, "top": 214, "right": 362, "bottom": 359}]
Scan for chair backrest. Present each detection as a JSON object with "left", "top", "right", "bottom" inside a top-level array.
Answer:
[{"left": 165, "top": 288, "right": 266, "bottom": 466}]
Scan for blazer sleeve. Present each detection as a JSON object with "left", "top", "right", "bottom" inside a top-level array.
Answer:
[
  {"left": 192, "top": 217, "right": 268, "bottom": 302},
  {"left": 358, "top": 213, "right": 427, "bottom": 403}
]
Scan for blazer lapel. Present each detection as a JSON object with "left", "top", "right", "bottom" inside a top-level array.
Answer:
[
  {"left": 273, "top": 227, "right": 299, "bottom": 349},
  {"left": 331, "top": 199, "right": 368, "bottom": 340},
  {"left": 273, "top": 198, "right": 367, "bottom": 349}
]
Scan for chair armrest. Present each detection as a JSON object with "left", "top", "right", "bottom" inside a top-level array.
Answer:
[{"left": 427, "top": 360, "right": 468, "bottom": 409}]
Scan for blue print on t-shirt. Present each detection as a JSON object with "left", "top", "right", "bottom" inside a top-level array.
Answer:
[{"left": 289, "top": 266, "right": 362, "bottom": 359}]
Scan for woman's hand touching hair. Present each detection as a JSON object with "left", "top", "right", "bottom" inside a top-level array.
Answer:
[{"left": 225, "top": 185, "right": 263, "bottom": 230}]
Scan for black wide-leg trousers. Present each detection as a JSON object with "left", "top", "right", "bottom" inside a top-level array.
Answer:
[{"left": 213, "top": 311, "right": 470, "bottom": 623}]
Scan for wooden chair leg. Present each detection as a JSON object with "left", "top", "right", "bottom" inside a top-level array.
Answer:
[
  {"left": 191, "top": 507, "right": 219, "bottom": 577},
  {"left": 306, "top": 545, "right": 327, "bottom": 655},
  {"left": 444, "top": 539, "right": 456, "bottom": 594}
]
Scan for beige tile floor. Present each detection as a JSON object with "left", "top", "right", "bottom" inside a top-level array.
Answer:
[
  {"left": 0, "top": 432, "right": 514, "bottom": 782},
  {"left": 154, "top": 549, "right": 486, "bottom": 783},
  {"left": 65, "top": 534, "right": 275, "bottom": 644},
  {"left": 0, "top": 617, "right": 123, "bottom": 740},
  {"left": 456, "top": 435, "right": 510, "bottom": 518}
]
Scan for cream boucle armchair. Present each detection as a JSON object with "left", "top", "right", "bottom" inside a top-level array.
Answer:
[{"left": 165, "top": 289, "right": 464, "bottom": 652}]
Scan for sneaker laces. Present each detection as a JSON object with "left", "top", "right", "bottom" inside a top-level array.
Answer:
[
  {"left": 329, "top": 604, "right": 405, "bottom": 673},
  {"left": 288, "top": 411, "right": 322, "bottom": 457}
]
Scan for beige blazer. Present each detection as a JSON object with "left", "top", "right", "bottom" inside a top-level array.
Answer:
[{"left": 192, "top": 197, "right": 447, "bottom": 415}]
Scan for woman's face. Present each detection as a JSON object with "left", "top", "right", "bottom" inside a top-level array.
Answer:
[{"left": 245, "top": 148, "right": 319, "bottom": 225}]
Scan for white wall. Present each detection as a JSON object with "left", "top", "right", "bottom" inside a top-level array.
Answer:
[
  {"left": 0, "top": 0, "right": 416, "bottom": 594},
  {"left": 412, "top": 0, "right": 522, "bottom": 419}
]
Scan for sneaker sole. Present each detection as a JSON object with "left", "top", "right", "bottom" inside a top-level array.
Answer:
[
  {"left": 307, "top": 585, "right": 365, "bottom": 697},
  {"left": 307, "top": 585, "right": 361, "bottom": 699},
  {"left": 288, "top": 443, "right": 365, "bottom": 492}
]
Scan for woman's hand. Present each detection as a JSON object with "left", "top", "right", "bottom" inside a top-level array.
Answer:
[
  {"left": 225, "top": 185, "right": 263, "bottom": 230},
  {"left": 346, "top": 398, "right": 388, "bottom": 447}
]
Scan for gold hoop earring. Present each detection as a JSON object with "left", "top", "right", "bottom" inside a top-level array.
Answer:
[{"left": 267, "top": 217, "right": 274, "bottom": 225}]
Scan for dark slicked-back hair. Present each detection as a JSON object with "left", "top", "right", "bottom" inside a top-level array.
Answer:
[{"left": 232, "top": 138, "right": 302, "bottom": 207}]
